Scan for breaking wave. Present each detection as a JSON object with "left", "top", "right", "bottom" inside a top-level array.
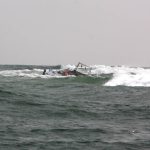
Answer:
[
  {"left": 90, "top": 65, "right": 150, "bottom": 87},
  {"left": 0, "top": 68, "right": 69, "bottom": 79},
  {"left": 0, "top": 65, "right": 150, "bottom": 87}
]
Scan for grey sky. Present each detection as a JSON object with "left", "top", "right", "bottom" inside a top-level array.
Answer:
[{"left": 0, "top": 0, "right": 150, "bottom": 66}]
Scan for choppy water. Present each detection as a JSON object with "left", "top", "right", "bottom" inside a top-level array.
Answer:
[{"left": 0, "top": 65, "right": 150, "bottom": 150}]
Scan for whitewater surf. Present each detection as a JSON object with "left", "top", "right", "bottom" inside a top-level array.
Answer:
[{"left": 0, "top": 64, "right": 150, "bottom": 87}]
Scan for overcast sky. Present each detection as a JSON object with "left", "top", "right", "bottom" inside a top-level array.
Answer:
[{"left": 0, "top": 0, "right": 150, "bottom": 66}]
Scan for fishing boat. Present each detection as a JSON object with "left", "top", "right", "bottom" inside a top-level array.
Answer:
[
  {"left": 42, "top": 62, "right": 92, "bottom": 76},
  {"left": 73, "top": 62, "right": 92, "bottom": 76}
]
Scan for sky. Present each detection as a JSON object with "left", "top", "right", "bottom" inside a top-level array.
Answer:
[{"left": 0, "top": 0, "right": 150, "bottom": 66}]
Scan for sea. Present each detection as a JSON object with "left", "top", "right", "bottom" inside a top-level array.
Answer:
[{"left": 0, "top": 64, "right": 150, "bottom": 150}]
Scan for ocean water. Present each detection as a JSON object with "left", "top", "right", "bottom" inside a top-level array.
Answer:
[{"left": 0, "top": 65, "right": 150, "bottom": 150}]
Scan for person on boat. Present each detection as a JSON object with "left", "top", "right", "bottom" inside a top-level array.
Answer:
[{"left": 42, "top": 69, "right": 46, "bottom": 75}]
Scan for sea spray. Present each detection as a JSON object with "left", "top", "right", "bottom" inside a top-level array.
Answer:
[{"left": 0, "top": 64, "right": 150, "bottom": 86}]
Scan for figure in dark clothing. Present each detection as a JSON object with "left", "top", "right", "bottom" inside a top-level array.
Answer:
[{"left": 42, "top": 69, "right": 46, "bottom": 75}]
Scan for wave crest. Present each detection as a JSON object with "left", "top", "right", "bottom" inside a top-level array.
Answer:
[{"left": 0, "top": 65, "right": 150, "bottom": 87}]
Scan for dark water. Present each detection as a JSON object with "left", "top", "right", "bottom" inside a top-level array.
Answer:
[{"left": 0, "top": 65, "right": 150, "bottom": 150}]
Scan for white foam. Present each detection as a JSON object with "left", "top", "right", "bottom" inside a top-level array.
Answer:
[
  {"left": 90, "top": 65, "right": 150, "bottom": 87},
  {"left": 1, "top": 65, "right": 150, "bottom": 86},
  {"left": 60, "top": 65, "right": 150, "bottom": 86},
  {"left": 0, "top": 69, "right": 73, "bottom": 79},
  {"left": 61, "top": 64, "right": 76, "bottom": 71},
  {"left": 0, "top": 69, "right": 31, "bottom": 77}
]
